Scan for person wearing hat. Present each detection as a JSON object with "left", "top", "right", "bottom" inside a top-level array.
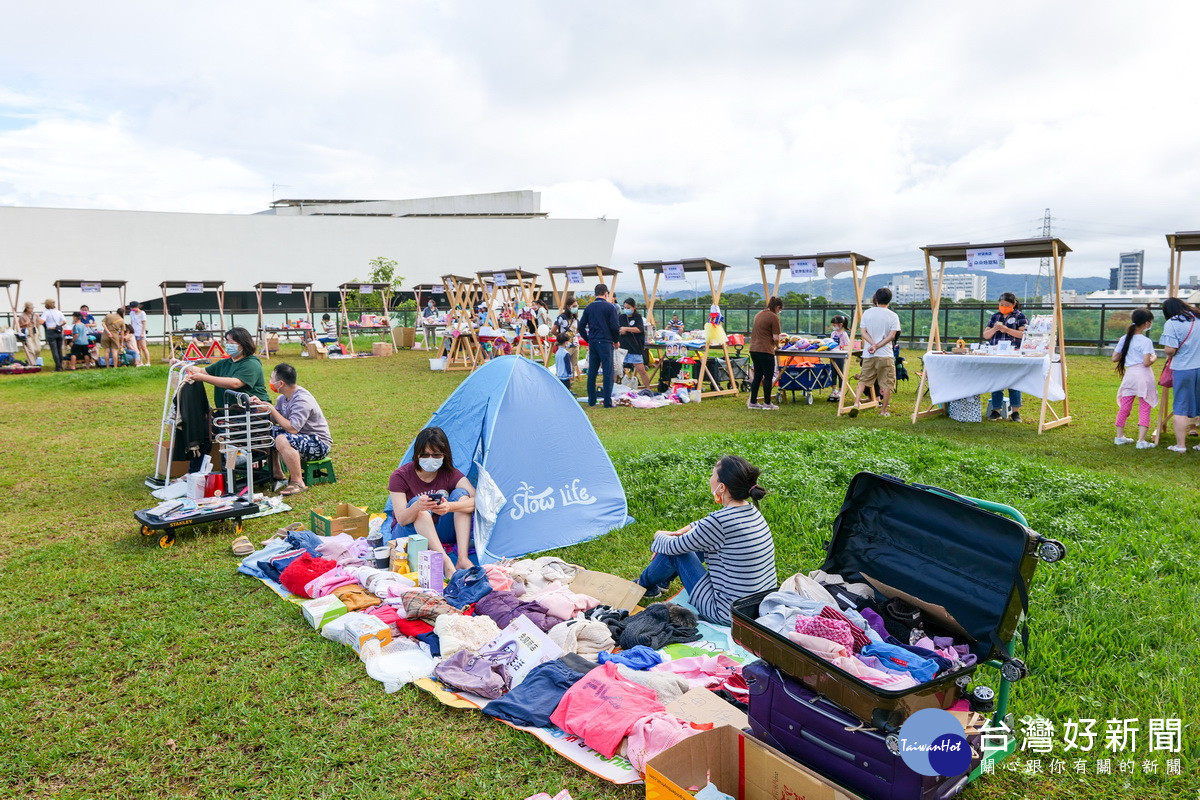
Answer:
[
  {"left": 17, "top": 301, "right": 41, "bottom": 366},
  {"left": 39, "top": 298, "right": 66, "bottom": 371},
  {"left": 127, "top": 300, "right": 150, "bottom": 366}
]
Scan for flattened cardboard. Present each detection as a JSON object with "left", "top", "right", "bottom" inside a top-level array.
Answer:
[
  {"left": 665, "top": 687, "right": 749, "bottom": 731},
  {"left": 862, "top": 572, "right": 974, "bottom": 641},
  {"left": 645, "top": 725, "right": 863, "bottom": 800},
  {"left": 571, "top": 570, "right": 645, "bottom": 612}
]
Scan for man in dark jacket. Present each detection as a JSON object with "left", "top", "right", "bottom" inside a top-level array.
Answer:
[{"left": 577, "top": 283, "right": 621, "bottom": 407}]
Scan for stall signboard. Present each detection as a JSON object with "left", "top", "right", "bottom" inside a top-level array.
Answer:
[
  {"left": 966, "top": 248, "right": 1005, "bottom": 270},
  {"left": 663, "top": 263, "right": 686, "bottom": 282},
  {"left": 359, "top": 284, "right": 373, "bottom": 294},
  {"left": 566, "top": 269, "right": 584, "bottom": 285},
  {"left": 788, "top": 258, "right": 818, "bottom": 278},
  {"left": 432, "top": 284, "right": 445, "bottom": 294},
  {"left": 493, "top": 273, "right": 509, "bottom": 287},
  {"left": 276, "top": 284, "right": 293, "bottom": 294},
  {"left": 185, "top": 283, "right": 203, "bottom": 294},
  {"left": 81, "top": 282, "right": 101, "bottom": 293}
]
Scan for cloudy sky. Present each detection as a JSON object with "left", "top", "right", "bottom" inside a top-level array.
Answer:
[{"left": 1, "top": 1, "right": 1197, "bottom": 286}]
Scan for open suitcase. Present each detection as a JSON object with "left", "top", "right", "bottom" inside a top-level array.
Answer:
[
  {"left": 732, "top": 472, "right": 1066, "bottom": 732},
  {"left": 744, "top": 659, "right": 983, "bottom": 800}
]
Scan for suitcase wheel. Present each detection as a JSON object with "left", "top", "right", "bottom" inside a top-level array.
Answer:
[
  {"left": 885, "top": 734, "right": 900, "bottom": 756},
  {"left": 969, "top": 685, "right": 996, "bottom": 714},
  {"left": 158, "top": 532, "right": 176, "bottom": 548},
  {"left": 1037, "top": 539, "right": 1066, "bottom": 563},
  {"left": 1000, "top": 658, "right": 1029, "bottom": 682},
  {"left": 806, "top": 393, "right": 814, "bottom": 405},
  {"left": 955, "top": 674, "right": 972, "bottom": 690}
]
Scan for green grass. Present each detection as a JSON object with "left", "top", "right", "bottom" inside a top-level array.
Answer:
[{"left": 1, "top": 349, "right": 1197, "bottom": 799}]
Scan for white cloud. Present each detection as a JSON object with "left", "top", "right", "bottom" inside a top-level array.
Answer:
[{"left": 1, "top": 0, "right": 1198, "bottom": 288}]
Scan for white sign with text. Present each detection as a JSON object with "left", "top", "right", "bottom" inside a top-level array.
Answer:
[{"left": 966, "top": 248, "right": 1006, "bottom": 270}]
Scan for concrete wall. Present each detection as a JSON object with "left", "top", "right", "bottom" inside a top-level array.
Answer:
[{"left": 0, "top": 205, "right": 618, "bottom": 310}]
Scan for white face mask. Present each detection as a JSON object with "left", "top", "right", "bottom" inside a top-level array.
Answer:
[{"left": 418, "top": 457, "right": 443, "bottom": 472}]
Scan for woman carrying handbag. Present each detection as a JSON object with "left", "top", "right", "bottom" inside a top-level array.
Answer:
[{"left": 1158, "top": 297, "right": 1200, "bottom": 453}]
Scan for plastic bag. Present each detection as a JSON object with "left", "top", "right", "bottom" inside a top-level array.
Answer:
[{"left": 359, "top": 637, "right": 435, "bottom": 693}]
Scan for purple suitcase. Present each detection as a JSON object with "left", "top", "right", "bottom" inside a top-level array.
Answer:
[{"left": 745, "top": 660, "right": 981, "bottom": 800}]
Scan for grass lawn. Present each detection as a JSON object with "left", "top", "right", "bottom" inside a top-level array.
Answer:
[{"left": 1, "top": 347, "right": 1197, "bottom": 799}]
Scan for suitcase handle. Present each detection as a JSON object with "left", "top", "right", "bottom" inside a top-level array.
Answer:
[
  {"left": 773, "top": 668, "right": 884, "bottom": 741},
  {"left": 798, "top": 728, "right": 856, "bottom": 763}
]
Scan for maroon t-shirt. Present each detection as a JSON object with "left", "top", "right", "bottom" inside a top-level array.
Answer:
[{"left": 388, "top": 462, "right": 465, "bottom": 520}]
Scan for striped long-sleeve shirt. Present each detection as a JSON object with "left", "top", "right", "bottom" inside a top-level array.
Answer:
[{"left": 651, "top": 503, "right": 777, "bottom": 624}]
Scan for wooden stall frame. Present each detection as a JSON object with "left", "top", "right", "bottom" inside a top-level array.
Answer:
[
  {"left": 476, "top": 269, "right": 547, "bottom": 365},
  {"left": 1153, "top": 230, "right": 1200, "bottom": 444},
  {"left": 410, "top": 283, "right": 446, "bottom": 351},
  {"left": 440, "top": 274, "right": 482, "bottom": 371},
  {"left": 910, "top": 237, "right": 1073, "bottom": 434},
  {"left": 159, "top": 280, "right": 226, "bottom": 361},
  {"left": 1, "top": 279, "right": 20, "bottom": 320},
  {"left": 54, "top": 279, "right": 128, "bottom": 314},
  {"left": 254, "top": 282, "right": 314, "bottom": 360},
  {"left": 757, "top": 252, "right": 875, "bottom": 416},
  {"left": 636, "top": 258, "right": 738, "bottom": 399},
  {"left": 338, "top": 282, "right": 397, "bottom": 355},
  {"left": 545, "top": 265, "right": 620, "bottom": 314}
]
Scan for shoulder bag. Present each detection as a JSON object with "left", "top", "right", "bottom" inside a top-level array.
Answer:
[{"left": 1159, "top": 318, "right": 1195, "bottom": 388}]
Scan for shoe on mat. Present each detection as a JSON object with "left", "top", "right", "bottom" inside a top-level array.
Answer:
[
  {"left": 1114, "top": 436, "right": 1134, "bottom": 445},
  {"left": 1136, "top": 440, "right": 1156, "bottom": 449},
  {"left": 231, "top": 536, "right": 254, "bottom": 556},
  {"left": 1167, "top": 445, "right": 1188, "bottom": 453}
]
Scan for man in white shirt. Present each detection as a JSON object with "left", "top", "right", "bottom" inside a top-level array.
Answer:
[
  {"left": 853, "top": 287, "right": 902, "bottom": 417},
  {"left": 128, "top": 300, "right": 150, "bottom": 366}
]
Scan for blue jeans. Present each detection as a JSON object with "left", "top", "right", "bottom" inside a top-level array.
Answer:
[
  {"left": 636, "top": 551, "right": 709, "bottom": 595},
  {"left": 990, "top": 389, "right": 1022, "bottom": 412},
  {"left": 389, "top": 487, "right": 471, "bottom": 545},
  {"left": 587, "top": 342, "right": 615, "bottom": 407}
]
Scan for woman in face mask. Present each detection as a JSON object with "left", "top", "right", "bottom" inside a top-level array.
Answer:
[
  {"left": 982, "top": 292, "right": 1028, "bottom": 421},
  {"left": 618, "top": 297, "right": 651, "bottom": 388},
  {"left": 633, "top": 455, "right": 777, "bottom": 625},
  {"left": 183, "top": 326, "right": 269, "bottom": 410},
  {"left": 385, "top": 426, "right": 477, "bottom": 573},
  {"left": 552, "top": 293, "right": 582, "bottom": 378}
]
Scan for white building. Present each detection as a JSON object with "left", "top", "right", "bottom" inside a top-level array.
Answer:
[
  {"left": 0, "top": 191, "right": 618, "bottom": 312},
  {"left": 887, "top": 272, "right": 988, "bottom": 303}
]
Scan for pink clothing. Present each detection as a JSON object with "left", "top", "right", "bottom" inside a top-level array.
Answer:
[
  {"left": 549, "top": 662, "right": 666, "bottom": 758},
  {"left": 785, "top": 631, "right": 850, "bottom": 661},
  {"left": 651, "top": 654, "right": 749, "bottom": 702},
  {"left": 625, "top": 712, "right": 711, "bottom": 774},
  {"left": 304, "top": 567, "right": 359, "bottom": 598},
  {"left": 1116, "top": 363, "right": 1159, "bottom": 406},
  {"left": 829, "top": 656, "right": 919, "bottom": 690},
  {"left": 483, "top": 564, "right": 514, "bottom": 592},
  {"left": 315, "top": 533, "right": 362, "bottom": 565},
  {"left": 525, "top": 582, "right": 599, "bottom": 620},
  {"left": 795, "top": 615, "right": 859, "bottom": 653},
  {"left": 1116, "top": 394, "right": 1153, "bottom": 429}
]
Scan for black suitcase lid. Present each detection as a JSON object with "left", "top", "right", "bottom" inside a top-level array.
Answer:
[{"left": 822, "top": 472, "right": 1032, "bottom": 661}]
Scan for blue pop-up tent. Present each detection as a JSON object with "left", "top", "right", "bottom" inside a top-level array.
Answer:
[{"left": 383, "top": 356, "right": 631, "bottom": 562}]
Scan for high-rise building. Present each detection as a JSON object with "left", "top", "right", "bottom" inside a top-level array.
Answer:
[
  {"left": 1114, "top": 251, "right": 1144, "bottom": 291},
  {"left": 887, "top": 272, "right": 988, "bottom": 303}
]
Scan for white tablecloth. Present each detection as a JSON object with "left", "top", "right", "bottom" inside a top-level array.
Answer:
[
  {"left": 923, "top": 353, "right": 1066, "bottom": 405},
  {"left": 0, "top": 331, "right": 17, "bottom": 353}
]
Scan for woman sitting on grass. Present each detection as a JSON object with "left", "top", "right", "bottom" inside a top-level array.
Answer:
[
  {"left": 385, "top": 426, "right": 476, "bottom": 574},
  {"left": 634, "top": 455, "right": 777, "bottom": 625}
]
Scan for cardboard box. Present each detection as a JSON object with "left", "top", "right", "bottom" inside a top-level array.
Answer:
[
  {"left": 342, "top": 613, "right": 393, "bottom": 653},
  {"left": 372, "top": 342, "right": 394, "bottom": 357},
  {"left": 309, "top": 503, "right": 370, "bottom": 538},
  {"left": 418, "top": 549, "right": 443, "bottom": 592},
  {"left": 155, "top": 443, "right": 190, "bottom": 479},
  {"left": 266, "top": 333, "right": 280, "bottom": 354},
  {"left": 301, "top": 595, "right": 349, "bottom": 629},
  {"left": 305, "top": 341, "right": 328, "bottom": 359},
  {"left": 397, "top": 327, "right": 415, "bottom": 348},
  {"left": 645, "top": 726, "right": 863, "bottom": 800},
  {"left": 571, "top": 570, "right": 646, "bottom": 612},
  {"left": 665, "top": 688, "right": 749, "bottom": 731}
]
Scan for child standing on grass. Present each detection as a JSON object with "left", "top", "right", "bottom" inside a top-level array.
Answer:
[
  {"left": 828, "top": 314, "right": 851, "bottom": 402},
  {"left": 68, "top": 312, "right": 90, "bottom": 371},
  {"left": 554, "top": 332, "right": 573, "bottom": 393},
  {"left": 1112, "top": 308, "right": 1158, "bottom": 449}
]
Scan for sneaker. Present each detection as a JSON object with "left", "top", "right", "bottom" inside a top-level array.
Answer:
[
  {"left": 1167, "top": 445, "right": 1188, "bottom": 453},
  {"left": 1114, "top": 436, "right": 1134, "bottom": 445},
  {"left": 987, "top": 410, "right": 1002, "bottom": 421},
  {"left": 1193, "top": 444, "right": 1200, "bottom": 451},
  {"left": 827, "top": 394, "right": 840, "bottom": 402},
  {"left": 747, "top": 402, "right": 762, "bottom": 410},
  {"left": 1009, "top": 410, "right": 1021, "bottom": 423},
  {"left": 1136, "top": 440, "right": 1156, "bottom": 449},
  {"left": 762, "top": 403, "right": 780, "bottom": 411}
]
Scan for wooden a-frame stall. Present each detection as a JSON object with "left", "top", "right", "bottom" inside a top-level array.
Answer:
[
  {"left": 254, "top": 282, "right": 314, "bottom": 360},
  {"left": 54, "top": 279, "right": 128, "bottom": 313},
  {"left": 440, "top": 274, "right": 483, "bottom": 371},
  {"left": 757, "top": 252, "right": 875, "bottom": 416},
  {"left": 910, "top": 237, "right": 1072, "bottom": 434},
  {"left": 159, "top": 280, "right": 227, "bottom": 361},
  {"left": 545, "top": 265, "right": 621, "bottom": 312},
  {"left": 411, "top": 283, "right": 445, "bottom": 351},
  {"left": 338, "top": 282, "right": 397, "bottom": 355},
  {"left": 1154, "top": 231, "right": 1200, "bottom": 444},
  {"left": 636, "top": 257, "right": 738, "bottom": 398},
  {"left": 1, "top": 279, "right": 20, "bottom": 320},
  {"left": 477, "top": 268, "right": 547, "bottom": 362}
]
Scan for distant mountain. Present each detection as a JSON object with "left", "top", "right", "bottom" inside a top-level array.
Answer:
[{"left": 659, "top": 270, "right": 1110, "bottom": 303}]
